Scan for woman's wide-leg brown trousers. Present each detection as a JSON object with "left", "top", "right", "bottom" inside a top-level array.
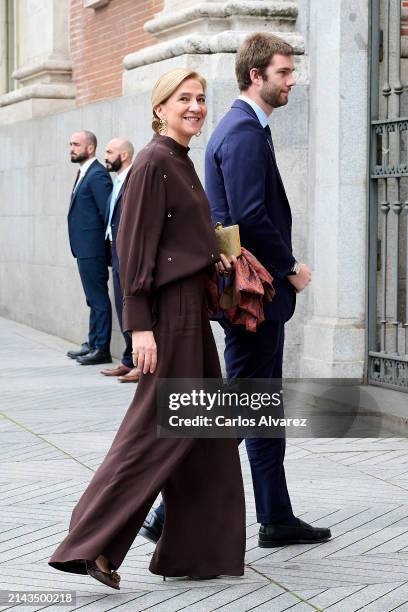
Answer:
[{"left": 49, "top": 273, "right": 246, "bottom": 578}]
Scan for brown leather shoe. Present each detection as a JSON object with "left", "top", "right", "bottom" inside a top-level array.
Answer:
[
  {"left": 118, "top": 368, "right": 140, "bottom": 383},
  {"left": 85, "top": 560, "right": 120, "bottom": 590},
  {"left": 100, "top": 364, "right": 131, "bottom": 376}
]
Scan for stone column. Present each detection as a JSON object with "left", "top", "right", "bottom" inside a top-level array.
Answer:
[
  {"left": 0, "top": 0, "right": 75, "bottom": 124},
  {"left": 301, "top": 0, "right": 369, "bottom": 378},
  {"left": 0, "top": 0, "right": 7, "bottom": 95}
]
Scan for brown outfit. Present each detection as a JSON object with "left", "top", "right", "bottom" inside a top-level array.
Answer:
[
  {"left": 119, "top": 134, "right": 221, "bottom": 332},
  {"left": 49, "top": 135, "right": 246, "bottom": 578}
]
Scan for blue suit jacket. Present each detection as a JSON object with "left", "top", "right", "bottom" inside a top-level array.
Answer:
[
  {"left": 68, "top": 160, "right": 113, "bottom": 259},
  {"left": 205, "top": 99, "right": 296, "bottom": 322}
]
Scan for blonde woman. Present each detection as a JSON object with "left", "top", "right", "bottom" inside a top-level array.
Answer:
[{"left": 49, "top": 69, "right": 245, "bottom": 587}]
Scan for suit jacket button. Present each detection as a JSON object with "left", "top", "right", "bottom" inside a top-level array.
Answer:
[
  {"left": 168, "top": 257, "right": 172, "bottom": 262},
  {"left": 163, "top": 174, "right": 167, "bottom": 179},
  {"left": 168, "top": 212, "right": 172, "bottom": 218}
]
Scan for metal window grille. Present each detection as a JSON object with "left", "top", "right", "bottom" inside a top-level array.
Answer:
[{"left": 368, "top": 0, "right": 408, "bottom": 390}]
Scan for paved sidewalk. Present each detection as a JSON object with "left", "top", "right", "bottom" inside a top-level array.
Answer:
[{"left": 1, "top": 316, "right": 408, "bottom": 612}]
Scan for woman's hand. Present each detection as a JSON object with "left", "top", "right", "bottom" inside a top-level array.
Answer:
[
  {"left": 216, "top": 253, "right": 237, "bottom": 276},
  {"left": 131, "top": 331, "right": 157, "bottom": 375}
]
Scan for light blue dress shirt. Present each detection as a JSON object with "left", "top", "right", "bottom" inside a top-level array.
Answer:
[
  {"left": 105, "top": 165, "right": 131, "bottom": 240},
  {"left": 238, "top": 94, "right": 270, "bottom": 128}
]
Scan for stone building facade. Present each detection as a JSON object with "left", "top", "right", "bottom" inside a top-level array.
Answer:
[{"left": 0, "top": 0, "right": 405, "bottom": 390}]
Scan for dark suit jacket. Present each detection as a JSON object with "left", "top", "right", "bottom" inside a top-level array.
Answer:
[
  {"left": 68, "top": 159, "right": 113, "bottom": 259},
  {"left": 205, "top": 99, "right": 296, "bottom": 322}
]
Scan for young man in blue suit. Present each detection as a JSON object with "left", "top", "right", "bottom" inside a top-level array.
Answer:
[
  {"left": 100, "top": 138, "right": 140, "bottom": 383},
  {"left": 67, "top": 130, "right": 113, "bottom": 365},
  {"left": 140, "top": 34, "right": 331, "bottom": 548},
  {"left": 204, "top": 33, "right": 331, "bottom": 546}
]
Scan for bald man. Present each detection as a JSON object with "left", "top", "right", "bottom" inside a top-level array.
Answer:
[
  {"left": 67, "top": 130, "right": 113, "bottom": 365},
  {"left": 100, "top": 138, "right": 139, "bottom": 382}
]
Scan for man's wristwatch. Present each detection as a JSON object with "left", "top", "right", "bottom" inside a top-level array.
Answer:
[{"left": 288, "top": 261, "right": 301, "bottom": 276}]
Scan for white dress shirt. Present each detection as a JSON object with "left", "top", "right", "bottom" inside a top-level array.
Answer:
[{"left": 73, "top": 157, "right": 97, "bottom": 194}]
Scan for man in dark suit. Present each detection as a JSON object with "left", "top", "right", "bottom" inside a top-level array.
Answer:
[
  {"left": 139, "top": 34, "right": 332, "bottom": 548},
  {"left": 67, "top": 130, "right": 113, "bottom": 365},
  {"left": 205, "top": 33, "right": 331, "bottom": 546},
  {"left": 100, "top": 138, "right": 140, "bottom": 383}
]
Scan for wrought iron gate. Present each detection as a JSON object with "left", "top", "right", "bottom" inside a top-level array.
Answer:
[{"left": 368, "top": 0, "right": 408, "bottom": 390}]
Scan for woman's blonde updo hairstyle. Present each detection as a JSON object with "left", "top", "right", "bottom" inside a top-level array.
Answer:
[{"left": 151, "top": 68, "right": 207, "bottom": 134}]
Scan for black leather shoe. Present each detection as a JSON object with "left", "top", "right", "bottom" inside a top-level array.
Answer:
[
  {"left": 67, "top": 342, "right": 91, "bottom": 359},
  {"left": 259, "top": 518, "right": 332, "bottom": 548},
  {"left": 76, "top": 348, "right": 112, "bottom": 365},
  {"left": 139, "top": 510, "right": 163, "bottom": 544}
]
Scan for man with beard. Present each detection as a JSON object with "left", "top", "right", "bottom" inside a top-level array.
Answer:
[
  {"left": 67, "top": 130, "right": 113, "bottom": 365},
  {"left": 100, "top": 138, "right": 140, "bottom": 383},
  {"left": 205, "top": 33, "right": 331, "bottom": 546},
  {"left": 138, "top": 34, "right": 332, "bottom": 549}
]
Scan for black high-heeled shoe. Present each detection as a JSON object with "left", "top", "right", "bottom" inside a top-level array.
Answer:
[{"left": 86, "top": 560, "right": 121, "bottom": 590}]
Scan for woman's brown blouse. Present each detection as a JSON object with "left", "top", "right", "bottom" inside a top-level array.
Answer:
[{"left": 116, "top": 134, "right": 220, "bottom": 332}]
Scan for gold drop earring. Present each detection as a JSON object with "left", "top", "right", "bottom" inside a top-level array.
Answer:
[{"left": 159, "top": 118, "right": 168, "bottom": 135}]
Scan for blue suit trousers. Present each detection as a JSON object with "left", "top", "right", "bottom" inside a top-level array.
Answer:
[
  {"left": 77, "top": 256, "right": 112, "bottom": 350},
  {"left": 220, "top": 319, "right": 294, "bottom": 524}
]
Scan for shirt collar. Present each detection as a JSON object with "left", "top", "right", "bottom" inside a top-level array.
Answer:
[
  {"left": 115, "top": 164, "right": 132, "bottom": 185},
  {"left": 238, "top": 95, "right": 270, "bottom": 128},
  {"left": 79, "top": 156, "right": 97, "bottom": 176}
]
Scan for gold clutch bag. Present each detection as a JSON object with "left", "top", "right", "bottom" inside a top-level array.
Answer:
[{"left": 215, "top": 223, "right": 241, "bottom": 261}]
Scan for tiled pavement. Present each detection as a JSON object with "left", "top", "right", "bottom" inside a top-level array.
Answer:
[{"left": 1, "top": 316, "right": 408, "bottom": 612}]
